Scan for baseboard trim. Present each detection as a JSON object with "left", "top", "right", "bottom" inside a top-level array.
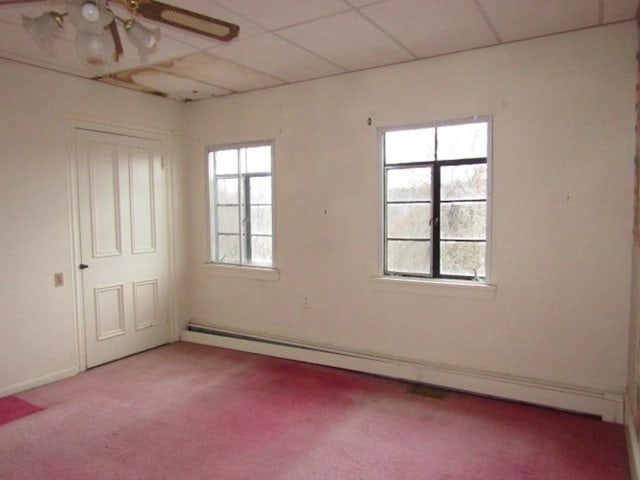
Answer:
[
  {"left": 626, "top": 398, "right": 640, "bottom": 480},
  {"left": 0, "top": 366, "right": 79, "bottom": 398},
  {"left": 181, "top": 326, "right": 625, "bottom": 423}
]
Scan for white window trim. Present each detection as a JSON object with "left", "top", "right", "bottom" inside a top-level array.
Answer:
[
  {"left": 370, "top": 276, "right": 496, "bottom": 299},
  {"left": 377, "top": 115, "right": 494, "bottom": 286},
  {"left": 202, "top": 263, "right": 280, "bottom": 281},
  {"left": 205, "top": 140, "right": 276, "bottom": 270}
]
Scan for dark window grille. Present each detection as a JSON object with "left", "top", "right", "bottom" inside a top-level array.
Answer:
[{"left": 383, "top": 121, "right": 488, "bottom": 280}]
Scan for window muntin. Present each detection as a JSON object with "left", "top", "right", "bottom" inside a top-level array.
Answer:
[
  {"left": 208, "top": 143, "right": 273, "bottom": 267},
  {"left": 383, "top": 119, "right": 489, "bottom": 281}
]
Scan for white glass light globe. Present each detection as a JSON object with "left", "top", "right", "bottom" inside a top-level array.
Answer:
[
  {"left": 80, "top": 2, "right": 100, "bottom": 22},
  {"left": 75, "top": 30, "right": 115, "bottom": 66}
]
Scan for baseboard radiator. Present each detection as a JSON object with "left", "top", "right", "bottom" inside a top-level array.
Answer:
[{"left": 182, "top": 323, "right": 625, "bottom": 423}]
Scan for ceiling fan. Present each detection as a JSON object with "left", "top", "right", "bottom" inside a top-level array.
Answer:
[{"left": 0, "top": 0, "right": 240, "bottom": 66}]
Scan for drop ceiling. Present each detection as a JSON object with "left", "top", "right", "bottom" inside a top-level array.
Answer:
[{"left": 0, "top": 0, "right": 637, "bottom": 101}]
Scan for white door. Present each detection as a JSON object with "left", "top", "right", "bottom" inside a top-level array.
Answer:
[{"left": 76, "top": 128, "right": 170, "bottom": 368}]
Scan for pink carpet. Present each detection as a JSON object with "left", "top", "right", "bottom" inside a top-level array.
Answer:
[
  {"left": 0, "top": 342, "right": 629, "bottom": 479},
  {"left": 0, "top": 395, "right": 44, "bottom": 426}
]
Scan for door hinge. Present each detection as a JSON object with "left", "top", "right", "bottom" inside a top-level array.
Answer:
[{"left": 160, "top": 157, "right": 165, "bottom": 170}]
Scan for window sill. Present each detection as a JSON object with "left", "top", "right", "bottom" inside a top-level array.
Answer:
[
  {"left": 370, "top": 276, "right": 496, "bottom": 299},
  {"left": 202, "top": 263, "right": 280, "bottom": 281}
]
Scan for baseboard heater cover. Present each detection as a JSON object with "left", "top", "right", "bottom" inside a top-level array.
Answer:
[
  {"left": 182, "top": 324, "right": 624, "bottom": 423},
  {"left": 187, "top": 324, "right": 374, "bottom": 359}
]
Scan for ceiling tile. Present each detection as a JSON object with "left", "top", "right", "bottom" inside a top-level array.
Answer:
[
  {"left": 213, "top": 0, "right": 351, "bottom": 30},
  {"left": 478, "top": 0, "right": 600, "bottom": 42},
  {"left": 361, "top": 0, "right": 498, "bottom": 58},
  {"left": 0, "top": 49, "right": 91, "bottom": 78},
  {"left": 602, "top": 0, "right": 638, "bottom": 22},
  {"left": 211, "top": 33, "right": 345, "bottom": 82},
  {"left": 278, "top": 11, "right": 413, "bottom": 71},
  {"left": 153, "top": 53, "right": 283, "bottom": 92},
  {"left": 102, "top": 69, "right": 232, "bottom": 101}
]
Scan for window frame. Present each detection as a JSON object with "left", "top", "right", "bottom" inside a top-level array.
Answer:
[
  {"left": 206, "top": 140, "right": 275, "bottom": 269},
  {"left": 379, "top": 117, "right": 492, "bottom": 284}
]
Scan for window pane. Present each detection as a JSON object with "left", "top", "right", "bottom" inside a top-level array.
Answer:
[
  {"left": 440, "top": 202, "right": 486, "bottom": 239},
  {"left": 386, "top": 167, "right": 431, "bottom": 202},
  {"left": 216, "top": 178, "right": 238, "bottom": 204},
  {"left": 250, "top": 206, "right": 272, "bottom": 235},
  {"left": 217, "top": 234, "right": 240, "bottom": 263},
  {"left": 387, "top": 203, "right": 430, "bottom": 239},
  {"left": 387, "top": 240, "right": 431, "bottom": 275},
  {"left": 440, "top": 241, "right": 485, "bottom": 277},
  {"left": 250, "top": 176, "right": 272, "bottom": 204},
  {"left": 209, "top": 143, "right": 273, "bottom": 267},
  {"left": 385, "top": 128, "right": 435, "bottom": 164},
  {"left": 437, "top": 122, "right": 487, "bottom": 160},
  {"left": 215, "top": 149, "right": 238, "bottom": 174},
  {"left": 251, "top": 236, "right": 272, "bottom": 265},
  {"left": 246, "top": 145, "right": 271, "bottom": 173},
  {"left": 217, "top": 206, "right": 239, "bottom": 234},
  {"left": 441, "top": 164, "right": 486, "bottom": 201}
]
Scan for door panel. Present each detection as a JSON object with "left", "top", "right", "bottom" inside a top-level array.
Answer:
[
  {"left": 77, "top": 129, "right": 170, "bottom": 368},
  {"left": 95, "top": 284, "right": 125, "bottom": 340},
  {"left": 133, "top": 279, "right": 159, "bottom": 330},
  {"left": 129, "top": 147, "right": 157, "bottom": 254},
  {"left": 88, "top": 142, "right": 122, "bottom": 257}
]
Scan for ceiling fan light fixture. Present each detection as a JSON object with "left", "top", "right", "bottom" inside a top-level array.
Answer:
[
  {"left": 22, "top": 11, "right": 64, "bottom": 50},
  {"left": 15, "top": 0, "right": 239, "bottom": 70},
  {"left": 75, "top": 29, "right": 116, "bottom": 66},
  {"left": 67, "top": 0, "right": 112, "bottom": 33},
  {"left": 123, "top": 19, "right": 161, "bottom": 61}
]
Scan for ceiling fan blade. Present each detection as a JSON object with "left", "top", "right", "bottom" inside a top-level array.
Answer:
[
  {"left": 111, "top": 0, "right": 239, "bottom": 42},
  {"left": 0, "top": 0, "right": 48, "bottom": 4}
]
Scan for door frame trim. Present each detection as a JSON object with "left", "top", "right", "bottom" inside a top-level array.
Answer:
[{"left": 66, "top": 118, "right": 178, "bottom": 371}]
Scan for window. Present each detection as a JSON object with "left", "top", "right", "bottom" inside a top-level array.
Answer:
[
  {"left": 382, "top": 119, "right": 489, "bottom": 281},
  {"left": 207, "top": 143, "right": 273, "bottom": 267}
]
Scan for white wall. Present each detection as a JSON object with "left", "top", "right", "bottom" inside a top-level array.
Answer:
[
  {"left": 185, "top": 23, "right": 636, "bottom": 399},
  {"left": 0, "top": 59, "right": 187, "bottom": 395}
]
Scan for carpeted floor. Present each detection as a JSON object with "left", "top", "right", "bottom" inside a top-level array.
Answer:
[
  {"left": 0, "top": 341, "right": 630, "bottom": 479},
  {"left": 0, "top": 395, "right": 44, "bottom": 426}
]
